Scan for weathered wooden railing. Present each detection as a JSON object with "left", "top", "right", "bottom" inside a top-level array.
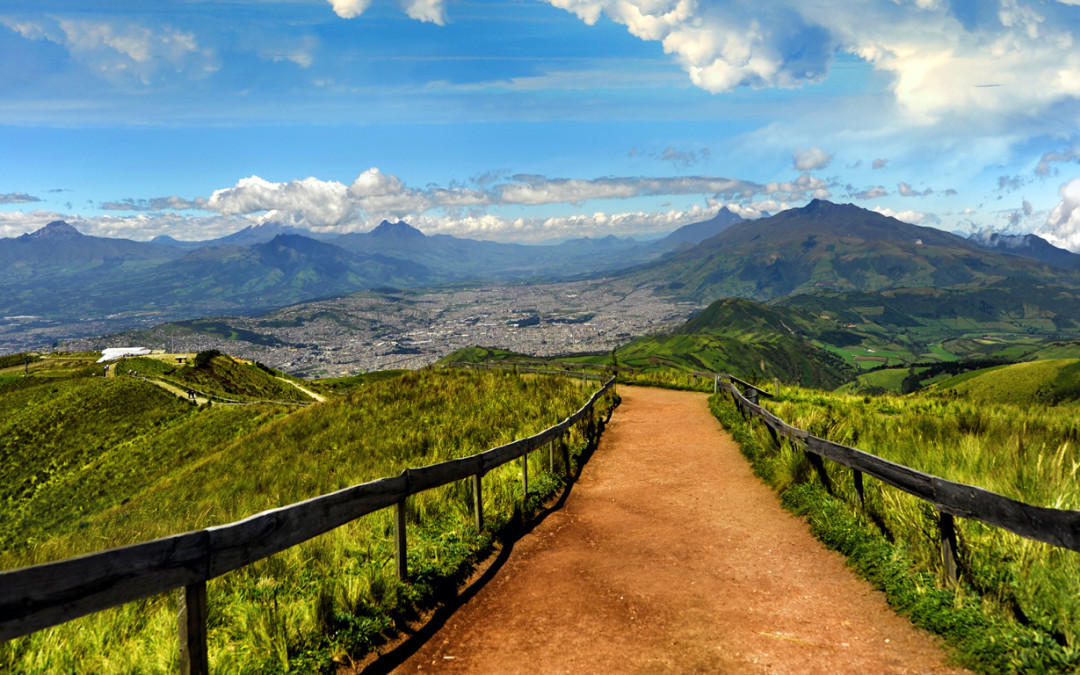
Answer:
[
  {"left": 0, "top": 376, "right": 617, "bottom": 673},
  {"left": 713, "top": 374, "right": 1080, "bottom": 581}
]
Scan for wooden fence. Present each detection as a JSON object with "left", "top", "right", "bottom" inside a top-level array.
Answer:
[
  {"left": 714, "top": 374, "right": 1080, "bottom": 581},
  {"left": 0, "top": 376, "right": 617, "bottom": 674}
]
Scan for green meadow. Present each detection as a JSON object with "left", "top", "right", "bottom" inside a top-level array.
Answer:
[{"left": 1, "top": 359, "right": 613, "bottom": 673}]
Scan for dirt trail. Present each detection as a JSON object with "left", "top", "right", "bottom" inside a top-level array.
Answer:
[
  {"left": 275, "top": 375, "right": 327, "bottom": 402},
  {"left": 141, "top": 377, "right": 208, "bottom": 405},
  {"left": 375, "top": 386, "right": 968, "bottom": 674}
]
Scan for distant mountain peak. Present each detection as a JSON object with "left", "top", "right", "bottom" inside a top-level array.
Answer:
[
  {"left": 371, "top": 220, "right": 425, "bottom": 239},
  {"left": 28, "top": 221, "right": 83, "bottom": 239},
  {"left": 799, "top": 198, "right": 847, "bottom": 216},
  {"left": 969, "top": 230, "right": 1080, "bottom": 269}
]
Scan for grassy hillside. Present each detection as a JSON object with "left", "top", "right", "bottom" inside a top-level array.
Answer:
[
  {"left": 611, "top": 298, "right": 855, "bottom": 389},
  {"left": 117, "top": 352, "right": 312, "bottom": 403},
  {"left": 1, "top": 364, "right": 612, "bottom": 673},
  {"left": 713, "top": 387, "right": 1080, "bottom": 672},
  {"left": 0, "top": 375, "right": 193, "bottom": 547},
  {"left": 924, "top": 359, "right": 1080, "bottom": 405}
]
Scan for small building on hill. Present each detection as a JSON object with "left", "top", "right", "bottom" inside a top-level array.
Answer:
[{"left": 96, "top": 347, "right": 152, "bottom": 363}]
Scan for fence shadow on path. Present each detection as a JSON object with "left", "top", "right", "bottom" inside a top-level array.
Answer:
[{"left": 356, "top": 410, "right": 610, "bottom": 674}]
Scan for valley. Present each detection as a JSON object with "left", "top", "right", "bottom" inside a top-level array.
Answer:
[{"left": 59, "top": 279, "right": 702, "bottom": 377}]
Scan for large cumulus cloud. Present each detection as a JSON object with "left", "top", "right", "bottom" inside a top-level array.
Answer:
[
  {"left": 531, "top": 0, "right": 1080, "bottom": 124},
  {"left": 1038, "top": 178, "right": 1080, "bottom": 251}
]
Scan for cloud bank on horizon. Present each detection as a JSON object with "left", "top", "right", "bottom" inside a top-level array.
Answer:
[{"left": 3, "top": 0, "right": 1080, "bottom": 248}]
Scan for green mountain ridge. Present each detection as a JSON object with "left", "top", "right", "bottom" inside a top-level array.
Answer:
[{"left": 629, "top": 199, "right": 1074, "bottom": 303}]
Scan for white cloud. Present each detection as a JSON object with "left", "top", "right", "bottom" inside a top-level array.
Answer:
[
  {"left": 496, "top": 175, "right": 761, "bottom": 205},
  {"left": 101, "top": 196, "right": 205, "bottom": 211},
  {"left": 413, "top": 203, "right": 717, "bottom": 242},
  {"left": 539, "top": 0, "right": 1080, "bottom": 126},
  {"left": 897, "top": 181, "right": 932, "bottom": 197},
  {"left": 1, "top": 16, "right": 218, "bottom": 84},
  {"left": 762, "top": 172, "right": 831, "bottom": 200},
  {"left": 793, "top": 146, "right": 833, "bottom": 171},
  {"left": 62, "top": 167, "right": 855, "bottom": 241},
  {"left": 207, "top": 176, "right": 354, "bottom": 228},
  {"left": 0, "top": 208, "right": 248, "bottom": 242},
  {"left": 544, "top": 0, "right": 831, "bottom": 93},
  {"left": 328, "top": 0, "right": 373, "bottom": 19},
  {"left": 0, "top": 192, "right": 41, "bottom": 204},
  {"left": 327, "top": 0, "right": 444, "bottom": 22},
  {"left": 1035, "top": 145, "right": 1080, "bottom": 176},
  {"left": 872, "top": 158, "right": 888, "bottom": 169},
  {"left": 1038, "top": 177, "right": 1080, "bottom": 251},
  {"left": 872, "top": 205, "right": 930, "bottom": 224},
  {"left": 856, "top": 186, "right": 888, "bottom": 199},
  {"left": 259, "top": 36, "right": 318, "bottom": 69},
  {"left": 401, "top": 0, "right": 447, "bottom": 25}
]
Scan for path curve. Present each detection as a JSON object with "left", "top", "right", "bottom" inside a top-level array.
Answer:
[
  {"left": 141, "top": 377, "right": 208, "bottom": 405},
  {"left": 376, "top": 386, "right": 969, "bottom": 674},
  {"left": 275, "top": 375, "right": 327, "bottom": 402}
]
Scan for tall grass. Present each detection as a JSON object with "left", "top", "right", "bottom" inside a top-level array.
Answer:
[
  {"left": 716, "top": 387, "right": 1080, "bottom": 671},
  {"left": 1, "top": 368, "right": 615, "bottom": 673}
]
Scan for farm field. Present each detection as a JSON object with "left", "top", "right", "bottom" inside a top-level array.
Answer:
[{"left": 0, "top": 358, "right": 611, "bottom": 673}]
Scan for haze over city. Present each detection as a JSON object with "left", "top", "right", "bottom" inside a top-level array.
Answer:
[{"left": 3, "top": 0, "right": 1080, "bottom": 248}]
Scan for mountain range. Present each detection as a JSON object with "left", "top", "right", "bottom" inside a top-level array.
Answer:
[
  {"left": 6, "top": 200, "right": 1080, "bottom": 357},
  {"left": 0, "top": 209, "right": 742, "bottom": 343}
]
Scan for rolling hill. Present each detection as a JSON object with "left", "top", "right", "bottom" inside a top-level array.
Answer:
[{"left": 614, "top": 297, "right": 856, "bottom": 388}]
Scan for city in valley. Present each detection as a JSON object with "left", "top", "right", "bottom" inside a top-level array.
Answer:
[{"left": 60, "top": 279, "right": 701, "bottom": 377}]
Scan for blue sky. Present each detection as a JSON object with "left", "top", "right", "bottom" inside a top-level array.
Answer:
[{"left": 3, "top": 0, "right": 1080, "bottom": 248}]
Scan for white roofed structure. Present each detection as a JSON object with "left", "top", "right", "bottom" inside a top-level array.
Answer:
[{"left": 97, "top": 348, "right": 152, "bottom": 363}]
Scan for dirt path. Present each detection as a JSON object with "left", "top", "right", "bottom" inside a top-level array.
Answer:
[
  {"left": 141, "top": 377, "right": 208, "bottom": 405},
  {"left": 373, "top": 386, "right": 968, "bottom": 675},
  {"left": 275, "top": 375, "right": 327, "bottom": 402}
]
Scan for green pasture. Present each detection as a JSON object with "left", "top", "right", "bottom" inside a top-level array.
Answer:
[{"left": 1, "top": 365, "right": 612, "bottom": 673}]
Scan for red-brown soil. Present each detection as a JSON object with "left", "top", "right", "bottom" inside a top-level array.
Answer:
[{"left": 360, "top": 386, "right": 969, "bottom": 674}]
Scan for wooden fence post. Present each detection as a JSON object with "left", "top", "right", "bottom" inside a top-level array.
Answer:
[
  {"left": 852, "top": 468, "right": 865, "bottom": 508},
  {"left": 394, "top": 497, "right": 408, "bottom": 580},
  {"left": 714, "top": 376, "right": 718, "bottom": 394},
  {"left": 765, "top": 424, "right": 780, "bottom": 448},
  {"left": 548, "top": 441, "right": 554, "bottom": 473},
  {"left": 939, "top": 510, "right": 959, "bottom": 583},
  {"left": 562, "top": 437, "right": 572, "bottom": 480},
  {"left": 521, "top": 453, "right": 529, "bottom": 504},
  {"left": 773, "top": 378, "right": 780, "bottom": 398},
  {"left": 804, "top": 450, "right": 833, "bottom": 495},
  {"left": 178, "top": 582, "right": 209, "bottom": 675},
  {"left": 472, "top": 473, "right": 484, "bottom": 532}
]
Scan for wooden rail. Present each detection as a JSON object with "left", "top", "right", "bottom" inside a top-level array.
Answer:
[
  {"left": 0, "top": 376, "right": 617, "bottom": 673},
  {"left": 712, "top": 374, "right": 1080, "bottom": 576}
]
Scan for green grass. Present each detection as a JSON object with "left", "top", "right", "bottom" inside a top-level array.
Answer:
[
  {"left": 1, "top": 366, "right": 615, "bottom": 673},
  {"left": 116, "top": 353, "right": 311, "bottom": 403},
  {"left": 308, "top": 369, "right": 409, "bottom": 396},
  {"left": 712, "top": 387, "right": 1080, "bottom": 672},
  {"left": 836, "top": 367, "right": 910, "bottom": 393},
  {"left": 928, "top": 359, "right": 1080, "bottom": 405}
]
